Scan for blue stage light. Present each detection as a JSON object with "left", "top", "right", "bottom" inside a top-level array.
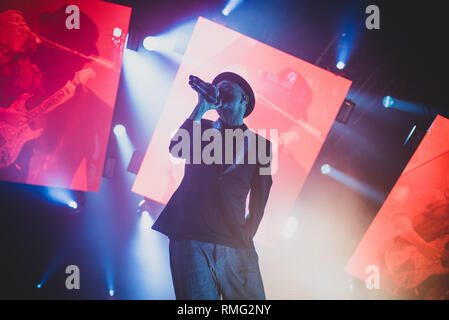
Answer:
[
  {"left": 142, "top": 36, "right": 156, "bottom": 51},
  {"left": 113, "top": 124, "right": 126, "bottom": 137},
  {"left": 113, "top": 27, "right": 122, "bottom": 38},
  {"left": 383, "top": 96, "right": 394, "bottom": 108},
  {"left": 321, "top": 164, "right": 331, "bottom": 175},
  {"left": 112, "top": 122, "right": 134, "bottom": 166},
  {"left": 322, "top": 166, "right": 385, "bottom": 204},
  {"left": 222, "top": 0, "right": 244, "bottom": 16},
  {"left": 336, "top": 61, "right": 345, "bottom": 70},
  {"left": 109, "top": 289, "right": 115, "bottom": 297},
  {"left": 68, "top": 200, "right": 78, "bottom": 209},
  {"left": 336, "top": 27, "right": 353, "bottom": 72},
  {"left": 37, "top": 283, "right": 42, "bottom": 288}
]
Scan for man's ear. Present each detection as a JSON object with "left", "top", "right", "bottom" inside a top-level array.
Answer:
[{"left": 240, "top": 94, "right": 249, "bottom": 106}]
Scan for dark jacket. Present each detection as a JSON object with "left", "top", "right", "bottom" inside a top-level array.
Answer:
[{"left": 152, "top": 118, "right": 273, "bottom": 248}]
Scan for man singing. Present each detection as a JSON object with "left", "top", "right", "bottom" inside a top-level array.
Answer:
[{"left": 152, "top": 72, "right": 273, "bottom": 300}]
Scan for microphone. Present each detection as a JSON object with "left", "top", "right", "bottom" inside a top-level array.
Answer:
[
  {"left": 26, "top": 29, "right": 42, "bottom": 44},
  {"left": 189, "top": 75, "right": 220, "bottom": 105}
]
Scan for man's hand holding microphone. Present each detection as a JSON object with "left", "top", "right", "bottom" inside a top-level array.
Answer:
[{"left": 188, "top": 75, "right": 222, "bottom": 121}]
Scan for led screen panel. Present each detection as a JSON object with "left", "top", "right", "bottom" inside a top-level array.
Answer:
[{"left": 0, "top": 0, "right": 131, "bottom": 191}]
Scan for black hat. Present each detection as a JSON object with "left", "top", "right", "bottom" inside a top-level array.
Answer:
[{"left": 212, "top": 72, "right": 255, "bottom": 118}]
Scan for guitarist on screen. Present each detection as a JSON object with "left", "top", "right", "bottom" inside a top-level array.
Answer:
[
  {"left": 0, "top": 10, "right": 44, "bottom": 181},
  {"left": 0, "top": 7, "right": 104, "bottom": 188},
  {"left": 385, "top": 187, "right": 449, "bottom": 299}
]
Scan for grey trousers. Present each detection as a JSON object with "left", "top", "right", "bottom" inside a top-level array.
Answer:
[{"left": 169, "top": 239, "right": 266, "bottom": 300}]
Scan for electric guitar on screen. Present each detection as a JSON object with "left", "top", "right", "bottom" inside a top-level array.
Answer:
[
  {"left": 0, "top": 68, "right": 95, "bottom": 168},
  {"left": 385, "top": 234, "right": 449, "bottom": 289}
]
